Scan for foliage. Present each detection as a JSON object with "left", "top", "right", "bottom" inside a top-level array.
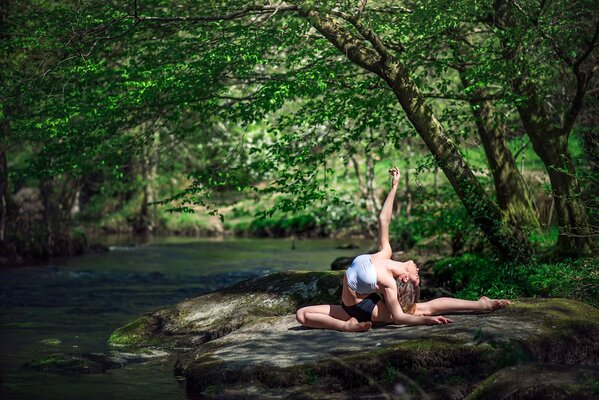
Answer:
[
  {"left": 434, "top": 253, "right": 527, "bottom": 300},
  {"left": 434, "top": 253, "right": 599, "bottom": 307},
  {"left": 527, "top": 258, "right": 599, "bottom": 307},
  {"left": 1, "top": 0, "right": 597, "bottom": 262},
  {"left": 389, "top": 184, "right": 482, "bottom": 254}
]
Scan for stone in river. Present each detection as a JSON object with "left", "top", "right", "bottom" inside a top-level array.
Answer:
[
  {"left": 24, "top": 352, "right": 123, "bottom": 374},
  {"left": 173, "top": 298, "right": 599, "bottom": 399}
]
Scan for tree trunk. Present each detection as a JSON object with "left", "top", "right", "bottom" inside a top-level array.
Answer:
[
  {"left": 383, "top": 66, "right": 532, "bottom": 263},
  {"left": 0, "top": 0, "right": 9, "bottom": 243},
  {"left": 350, "top": 153, "right": 378, "bottom": 238},
  {"left": 303, "top": 10, "right": 533, "bottom": 263},
  {"left": 0, "top": 141, "right": 8, "bottom": 242},
  {"left": 40, "top": 180, "right": 53, "bottom": 255},
  {"left": 136, "top": 127, "right": 160, "bottom": 235},
  {"left": 461, "top": 76, "right": 539, "bottom": 231},
  {"left": 510, "top": 65, "right": 594, "bottom": 256},
  {"left": 404, "top": 138, "right": 412, "bottom": 219},
  {"left": 527, "top": 131, "right": 593, "bottom": 255},
  {"left": 492, "top": 0, "right": 595, "bottom": 256}
]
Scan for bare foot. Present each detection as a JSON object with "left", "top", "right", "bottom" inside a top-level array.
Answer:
[
  {"left": 344, "top": 317, "right": 372, "bottom": 332},
  {"left": 479, "top": 296, "right": 511, "bottom": 311}
]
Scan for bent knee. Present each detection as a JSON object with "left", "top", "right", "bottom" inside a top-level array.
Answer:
[
  {"left": 413, "top": 303, "right": 430, "bottom": 316},
  {"left": 296, "top": 309, "right": 306, "bottom": 325}
]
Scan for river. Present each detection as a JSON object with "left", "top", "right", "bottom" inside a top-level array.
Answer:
[{"left": 0, "top": 237, "right": 368, "bottom": 400}]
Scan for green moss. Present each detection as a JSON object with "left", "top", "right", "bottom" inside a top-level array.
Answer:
[
  {"left": 202, "top": 385, "right": 223, "bottom": 396},
  {"left": 24, "top": 352, "right": 120, "bottom": 373},
  {"left": 108, "top": 315, "right": 154, "bottom": 346}
]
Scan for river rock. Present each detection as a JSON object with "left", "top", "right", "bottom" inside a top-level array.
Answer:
[
  {"left": 108, "top": 271, "right": 344, "bottom": 349},
  {"left": 173, "top": 298, "right": 599, "bottom": 399},
  {"left": 330, "top": 256, "right": 355, "bottom": 271},
  {"left": 336, "top": 243, "right": 359, "bottom": 250},
  {"left": 23, "top": 352, "right": 123, "bottom": 374}
]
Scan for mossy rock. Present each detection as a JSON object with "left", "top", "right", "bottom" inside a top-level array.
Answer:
[
  {"left": 174, "top": 298, "right": 599, "bottom": 399},
  {"left": 23, "top": 352, "right": 123, "bottom": 374},
  {"left": 108, "top": 271, "right": 343, "bottom": 349},
  {"left": 466, "top": 363, "right": 599, "bottom": 400}
]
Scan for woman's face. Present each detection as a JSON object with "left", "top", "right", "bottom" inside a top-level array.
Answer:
[{"left": 405, "top": 261, "right": 420, "bottom": 286}]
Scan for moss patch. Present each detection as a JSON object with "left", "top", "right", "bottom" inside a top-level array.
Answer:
[
  {"left": 24, "top": 352, "right": 122, "bottom": 374},
  {"left": 108, "top": 315, "right": 157, "bottom": 347}
]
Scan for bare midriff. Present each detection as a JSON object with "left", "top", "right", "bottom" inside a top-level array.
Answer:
[{"left": 342, "top": 275, "right": 370, "bottom": 306}]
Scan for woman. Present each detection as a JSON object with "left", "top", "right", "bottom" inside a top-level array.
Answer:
[{"left": 296, "top": 166, "right": 510, "bottom": 332}]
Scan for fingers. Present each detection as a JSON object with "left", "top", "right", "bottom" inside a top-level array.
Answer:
[{"left": 432, "top": 316, "right": 454, "bottom": 324}]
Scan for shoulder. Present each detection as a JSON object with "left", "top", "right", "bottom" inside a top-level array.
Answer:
[{"left": 376, "top": 269, "right": 396, "bottom": 290}]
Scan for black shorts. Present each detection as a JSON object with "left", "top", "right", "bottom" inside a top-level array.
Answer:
[{"left": 342, "top": 293, "right": 381, "bottom": 323}]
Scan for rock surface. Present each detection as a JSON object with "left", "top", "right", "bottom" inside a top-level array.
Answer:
[
  {"left": 173, "top": 298, "right": 599, "bottom": 399},
  {"left": 109, "top": 272, "right": 599, "bottom": 399},
  {"left": 466, "top": 363, "right": 599, "bottom": 400},
  {"left": 108, "top": 271, "right": 344, "bottom": 349},
  {"left": 330, "top": 256, "right": 355, "bottom": 271}
]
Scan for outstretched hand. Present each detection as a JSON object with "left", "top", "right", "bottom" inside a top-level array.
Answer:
[
  {"left": 428, "top": 316, "right": 454, "bottom": 325},
  {"left": 389, "top": 166, "right": 400, "bottom": 187}
]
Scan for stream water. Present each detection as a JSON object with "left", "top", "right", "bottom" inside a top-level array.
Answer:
[{"left": 0, "top": 236, "right": 369, "bottom": 400}]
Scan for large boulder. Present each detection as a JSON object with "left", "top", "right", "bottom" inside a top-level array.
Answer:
[
  {"left": 173, "top": 298, "right": 599, "bottom": 399},
  {"left": 108, "top": 271, "right": 344, "bottom": 349}
]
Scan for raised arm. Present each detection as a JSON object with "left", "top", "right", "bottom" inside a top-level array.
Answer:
[{"left": 377, "top": 167, "right": 400, "bottom": 254}]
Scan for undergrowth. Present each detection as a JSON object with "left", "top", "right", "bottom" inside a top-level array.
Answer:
[{"left": 433, "top": 253, "right": 599, "bottom": 307}]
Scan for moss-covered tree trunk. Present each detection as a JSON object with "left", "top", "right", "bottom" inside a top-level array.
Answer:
[
  {"left": 461, "top": 77, "right": 539, "bottom": 231},
  {"left": 522, "top": 121, "right": 593, "bottom": 255},
  {"left": 491, "top": 0, "right": 595, "bottom": 256},
  {"left": 303, "top": 9, "right": 533, "bottom": 264},
  {"left": 513, "top": 88, "right": 595, "bottom": 256}
]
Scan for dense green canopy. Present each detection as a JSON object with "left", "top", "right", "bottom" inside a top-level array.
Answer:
[{"left": 1, "top": 0, "right": 597, "bottom": 261}]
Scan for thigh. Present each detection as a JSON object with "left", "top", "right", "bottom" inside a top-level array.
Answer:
[
  {"left": 370, "top": 298, "right": 394, "bottom": 324},
  {"left": 300, "top": 304, "right": 352, "bottom": 321}
]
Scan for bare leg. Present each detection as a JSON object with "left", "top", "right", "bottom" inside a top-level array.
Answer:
[
  {"left": 371, "top": 298, "right": 395, "bottom": 324},
  {"left": 414, "top": 296, "right": 510, "bottom": 316},
  {"left": 296, "top": 304, "right": 372, "bottom": 332}
]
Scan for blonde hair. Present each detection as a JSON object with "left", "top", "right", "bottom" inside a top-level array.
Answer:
[{"left": 396, "top": 280, "right": 420, "bottom": 314}]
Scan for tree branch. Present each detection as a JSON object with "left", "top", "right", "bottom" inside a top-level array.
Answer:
[
  {"left": 137, "top": 5, "right": 299, "bottom": 24},
  {"left": 298, "top": 8, "right": 380, "bottom": 74},
  {"left": 330, "top": 9, "right": 396, "bottom": 59}
]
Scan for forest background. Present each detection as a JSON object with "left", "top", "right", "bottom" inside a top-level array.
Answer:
[{"left": 1, "top": 0, "right": 598, "bottom": 304}]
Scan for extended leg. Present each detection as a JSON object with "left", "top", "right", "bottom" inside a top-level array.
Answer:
[
  {"left": 296, "top": 304, "right": 372, "bottom": 332},
  {"left": 414, "top": 296, "right": 510, "bottom": 316},
  {"left": 374, "top": 174, "right": 399, "bottom": 257}
]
